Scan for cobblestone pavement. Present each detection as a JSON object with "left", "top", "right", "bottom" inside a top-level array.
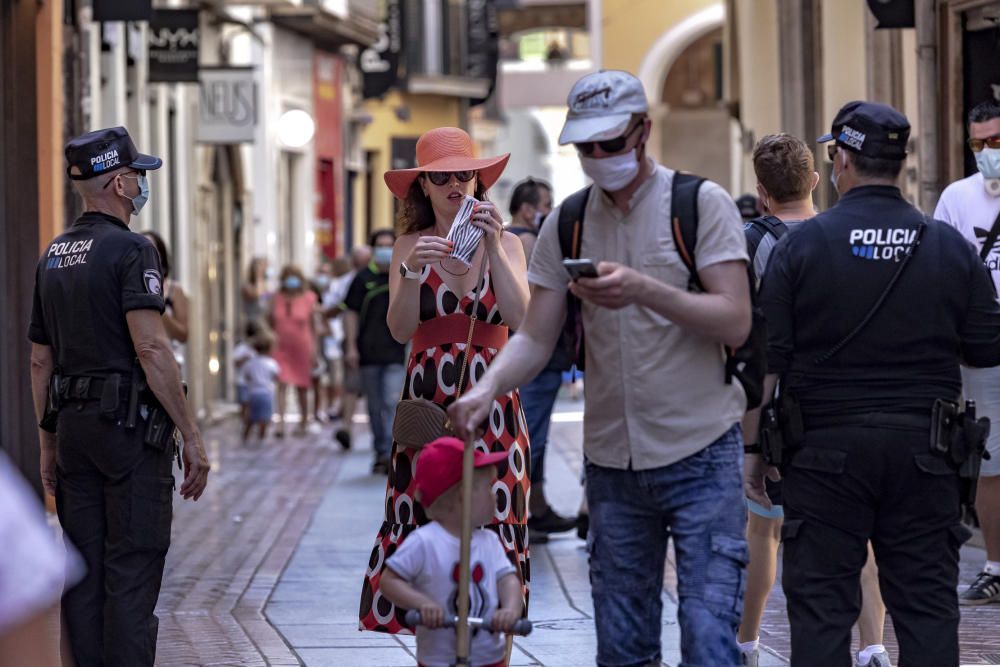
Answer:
[{"left": 149, "top": 397, "right": 1000, "bottom": 666}]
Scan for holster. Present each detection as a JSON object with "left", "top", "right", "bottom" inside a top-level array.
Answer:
[
  {"left": 39, "top": 372, "right": 63, "bottom": 433},
  {"left": 930, "top": 398, "right": 991, "bottom": 505},
  {"left": 760, "top": 389, "right": 804, "bottom": 468}
]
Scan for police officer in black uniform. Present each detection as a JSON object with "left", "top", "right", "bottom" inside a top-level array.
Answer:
[
  {"left": 745, "top": 102, "right": 1000, "bottom": 667},
  {"left": 28, "top": 127, "right": 209, "bottom": 667}
]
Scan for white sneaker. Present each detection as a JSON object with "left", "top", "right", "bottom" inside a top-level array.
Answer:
[{"left": 857, "top": 649, "right": 892, "bottom": 667}]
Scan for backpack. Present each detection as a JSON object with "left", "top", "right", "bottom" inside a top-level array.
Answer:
[
  {"left": 556, "top": 174, "right": 771, "bottom": 409},
  {"left": 743, "top": 215, "right": 789, "bottom": 285}
]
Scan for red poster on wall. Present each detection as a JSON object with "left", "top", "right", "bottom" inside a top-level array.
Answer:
[{"left": 313, "top": 52, "right": 345, "bottom": 260}]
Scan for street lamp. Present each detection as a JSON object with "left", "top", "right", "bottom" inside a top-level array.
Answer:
[{"left": 277, "top": 109, "right": 315, "bottom": 149}]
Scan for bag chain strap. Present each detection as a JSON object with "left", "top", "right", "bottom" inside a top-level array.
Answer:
[{"left": 454, "top": 256, "right": 489, "bottom": 401}]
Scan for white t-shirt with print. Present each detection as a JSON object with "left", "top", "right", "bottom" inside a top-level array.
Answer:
[
  {"left": 934, "top": 171, "right": 1000, "bottom": 296},
  {"left": 385, "top": 521, "right": 517, "bottom": 667}
]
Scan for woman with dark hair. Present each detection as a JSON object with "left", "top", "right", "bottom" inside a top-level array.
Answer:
[
  {"left": 140, "top": 231, "right": 189, "bottom": 365},
  {"left": 242, "top": 256, "right": 270, "bottom": 326},
  {"left": 358, "top": 127, "right": 531, "bottom": 635},
  {"left": 269, "top": 264, "right": 320, "bottom": 437}
]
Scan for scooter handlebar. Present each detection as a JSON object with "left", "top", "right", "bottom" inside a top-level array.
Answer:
[{"left": 404, "top": 610, "right": 532, "bottom": 636}]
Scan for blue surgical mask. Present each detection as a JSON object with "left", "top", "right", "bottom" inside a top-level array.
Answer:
[
  {"left": 373, "top": 246, "right": 393, "bottom": 266},
  {"left": 283, "top": 276, "right": 302, "bottom": 290},
  {"left": 975, "top": 147, "right": 1000, "bottom": 180},
  {"left": 122, "top": 173, "right": 149, "bottom": 216}
]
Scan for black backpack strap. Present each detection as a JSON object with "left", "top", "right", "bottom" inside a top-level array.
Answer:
[
  {"left": 558, "top": 185, "right": 592, "bottom": 259},
  {"left": 670, "top": 173, "right": 707, "bottom": 289},
  {"left": 744, "top": 214, "right": 789, "bottom": 267}
]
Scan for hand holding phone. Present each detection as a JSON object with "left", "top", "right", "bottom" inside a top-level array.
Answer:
[{"left": 562, "top": 258, "right": 599, "bottom": 281}]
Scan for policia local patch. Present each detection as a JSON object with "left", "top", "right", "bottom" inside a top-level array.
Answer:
[{"left": 143, "top": 269, "right": 162, "bottom": 295}]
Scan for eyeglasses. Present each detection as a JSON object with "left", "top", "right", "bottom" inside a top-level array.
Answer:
[
  {"left": 826, "top": 144, "right": 839, "bottom": 161},
  {"left": 574, "top": 122, "right": 643, "bottom": 156},
  {"left": 968, "top": 136, "right": 1000, "bottom": 153},
  {"left": 424, "top": 170, "right": 477, "bottom": 186},
  {"left": 102, "top": 169, "right": 146, "bottom": 189}
]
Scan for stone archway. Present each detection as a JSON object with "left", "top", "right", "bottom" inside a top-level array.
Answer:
[{"left": 636, "top": 4, "right": 730, "bottom": 189}]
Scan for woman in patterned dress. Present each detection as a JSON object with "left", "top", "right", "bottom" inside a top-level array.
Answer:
[{"left": 359, "top": 127, "right": 531, "bottom": 634}]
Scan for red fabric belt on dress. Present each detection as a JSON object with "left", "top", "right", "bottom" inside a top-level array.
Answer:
[{"left": 411, "top": 313, "right": 509, "bottom": 352}]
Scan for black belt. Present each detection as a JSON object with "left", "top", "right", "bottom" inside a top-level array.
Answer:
[
  {"left": 58, "top": 376, "right": 108, "bottom": 402},
  {"left": 804, "top": 411, "right": 931, "bottom": 431}
]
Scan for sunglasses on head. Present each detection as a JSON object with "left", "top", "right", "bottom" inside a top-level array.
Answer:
[
  {"left": 574, "top": 122, "right": 642, "bottom": 156},
  {"left": 424, "top": 170, "right": 477, "bottom": 186},
  {"left": 969, "top": 136, "right": 1000, "bottom": 153}
]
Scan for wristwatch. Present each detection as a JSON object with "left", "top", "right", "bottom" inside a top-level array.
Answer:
[{"left": 399, "top": 262, "right": 421, "bottom": 280}]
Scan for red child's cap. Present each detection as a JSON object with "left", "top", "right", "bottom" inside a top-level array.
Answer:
[{"left": 415, "top": 437, "right": 507, "bottom": 508}]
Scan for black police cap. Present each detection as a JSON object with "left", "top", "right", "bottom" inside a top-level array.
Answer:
[
  {"left": 817, "top": 101, "right": 910, "bottom": 160},
  {"left": 64, "top": 126, "right": 163, "bottom": 180}
]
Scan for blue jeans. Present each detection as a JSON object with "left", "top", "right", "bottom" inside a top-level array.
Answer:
[
  {"left": 360, "top": 364, "right": 405, "bottom": 459},
  {"left": 586, "top": 424, "right": 748, "bottom": 667},
  {"left": 519, "top": 368, "right": 564, "bottom": 483}
]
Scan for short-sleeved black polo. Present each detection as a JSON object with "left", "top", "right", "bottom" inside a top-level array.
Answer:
[
  {"left": 759, "top": 185, "right": 1000, "bottom": 417},
  {"left": 344, "top": 267, "right": 406, "bottom": 366},
  {"left": 28, "top": 212, "right": 165, "bottom": 376}
]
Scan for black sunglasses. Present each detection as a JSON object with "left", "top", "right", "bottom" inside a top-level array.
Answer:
[
  {"left": 826, "top": 144, "right": 839, "bottom": 161},
  {"left": 424, "top": 170, "right": 477, "bottom": 186},
  {"left": 574, "top": 122, "right": 643, "bottom": 156}
]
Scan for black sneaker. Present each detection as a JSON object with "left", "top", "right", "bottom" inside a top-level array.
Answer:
[
  {"left": 372, "top": 457, "right": 389, "bottom": 475},
  {"left": 334, "top": 428, "right": 352, "bottom": 450},
  {"left": 576, "top": 513, "right": 589, "bottom": 540},
  {"left": 959, "top": 571, "right": 1000, "bottom": 605},
  {"left": 527, "top": 509, "right": 577, "bottom": 535}
]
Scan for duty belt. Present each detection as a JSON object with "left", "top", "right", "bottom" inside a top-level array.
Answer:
[
  {"left": 803, "top": 411, "right": 930, "bottom": 431},
  {"left": 57, "top": 376, "right": 110, "bottom": 402}
]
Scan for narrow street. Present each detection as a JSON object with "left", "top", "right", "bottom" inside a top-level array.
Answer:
[{"left": 152, "top": 395, "right": 1000, "bottom": 666}]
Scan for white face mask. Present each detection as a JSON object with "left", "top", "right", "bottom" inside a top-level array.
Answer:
[
  {"left": 580, "top": 149, "right": 641, "bottom": 192},
  {"left": 975, "top": 147, "right": 1000, "bottom": 180}
]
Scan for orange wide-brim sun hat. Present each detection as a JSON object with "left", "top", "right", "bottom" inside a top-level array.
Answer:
[{"left": 383, "top": 127, "right": 510, "bottom": 200}]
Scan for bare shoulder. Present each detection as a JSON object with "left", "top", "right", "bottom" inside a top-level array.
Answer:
[
  {"left": 500, "top": 231, "right": 525, "bottom": 254},
  {"left": 395, "top": 232, "right": 420, "bottom": 251}
]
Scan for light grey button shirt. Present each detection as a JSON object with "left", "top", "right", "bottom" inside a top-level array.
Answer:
[{"left": 528, "top": 162, "right": 749, "bottom": 470}]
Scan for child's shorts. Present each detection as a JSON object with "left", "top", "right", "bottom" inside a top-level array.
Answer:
[
  {"left": 247, "top": 389, "right": 273, "bottom": 424},
  {"left": 237, "top": 383, "right": 250, "bottom": 405}
]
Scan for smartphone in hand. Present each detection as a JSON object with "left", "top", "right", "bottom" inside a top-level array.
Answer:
[{"left": 562, "top": 258, "right": 599, "bottom": 281}]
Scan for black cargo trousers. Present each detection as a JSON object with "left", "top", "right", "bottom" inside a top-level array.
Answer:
[
  {"left": 780, "top": 414, "right": 972, "bottom": 667},
  {"left": 55, "top": 398, "right": 175, "bottom": 667}
]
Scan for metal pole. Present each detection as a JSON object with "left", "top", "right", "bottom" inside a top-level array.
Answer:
[
  {"left": 915, "top": 0, "right": 941, "bottom": 213},
  {"left": 455, "top": 434, "right": 476, "bottom": 664}
]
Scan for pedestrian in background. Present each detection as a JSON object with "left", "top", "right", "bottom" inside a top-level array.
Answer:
[
  {"left": 29, "top": 126, "right": 209, "bottom": 666},
  {"left": 233, "top": 320, "right": 262, "bottom": 423},
  {"left": 343, "top": 229, "right": 407, "bottom": 474},
  {"left": 749, "top": 101, "right": 1000, "bottom": 666},
  {"left": 239, "top": 333, "right": 280, "bottom": 446},
  {"left": 310, "top": 261, "right": 335, "bottom": 427},
  {"left": 331, "top": 245, "right": 372, "bottom": 450},
  {"left": 934, "top": 99, "right": 1000, "bottom": 606},
  {"left": 242, "top": 256, "right": 270, "bottom": 327},
  {"left": 321, "top": 255, "right": 352, "bottom": 423},
  {"left": 270, "top": 264, "right": 319, "bottom": 437},
  {"left": 450, "top": 70, "right": 752, "bottom": 667},
  {"left": 507, "top": 177, "right": 580, "bottom": 543},
  {"left": 359, "top": 126, "right": 531, "bottom": 635},
  {"left": 141, "top": 230, "right": 189, "bottom": 367},
  {"left": 737, "top": 133, "right": 890, "bottom": 667}
]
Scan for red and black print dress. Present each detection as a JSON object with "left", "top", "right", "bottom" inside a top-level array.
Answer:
[{"left": 358, "top": 262, "right": 531, "bottom": 633}]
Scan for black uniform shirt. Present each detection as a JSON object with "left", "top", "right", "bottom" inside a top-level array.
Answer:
[
  {"left": 28, "top": 212, "right": 165, "bottom": 376},
  {"left": 344, "top": 266, "right": 406, "bottom": 366},
  {"left": 760, "top": 185, "right": 1000, "bottom": 417}
]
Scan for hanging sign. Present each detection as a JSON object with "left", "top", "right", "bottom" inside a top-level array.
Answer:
[
  {"left": 197, "top": 67, "right": 257, "bottom": 144},
  {"left": 148, "top": 9, "right": 200, "bottom": 83}
]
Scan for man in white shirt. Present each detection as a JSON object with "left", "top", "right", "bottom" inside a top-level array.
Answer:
[{"left": 934, "top": 98, "right": 1000, "bottom": 606}]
